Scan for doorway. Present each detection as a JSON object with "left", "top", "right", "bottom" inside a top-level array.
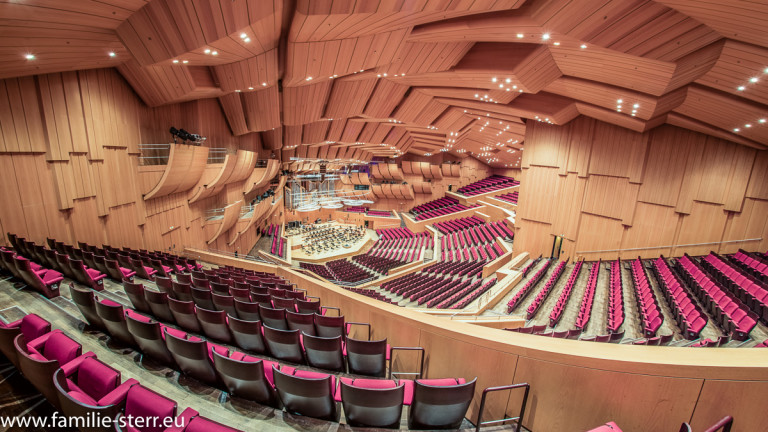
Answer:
[{"left": 551, "top": 236, "right": 563, "bottom": 259}]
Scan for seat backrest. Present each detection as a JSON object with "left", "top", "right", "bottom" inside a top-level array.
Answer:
[
  {"left": 123, "top": 385, "right": 177, "bottom": 432},
  {"left": 314, "top": 314, "right": 346, "bottom": 338},
  {"left": 154, "top": 276, "right": 173, "bottom": 294},
  {"left": 259, "top": 305, "right": 288, "bottom": 330},
  {"left": 286, "top": 311, "right": 316, "bottom": 336},
  {"left": 409, "top": 378, "right": 477, "bottom": 430},
  {"left": 302, "top": 333, "right": 344, "bottom": 372},
  {"left": 123, "top": 281, "right": 151, "bottom": 313},
  {"left": 196, "top": 307, "right": 232, "bottom": 343},
  {"left": 212, "top": 293, "right": 237, "bottom": 316},
  {"left": 345, "top": 338, "right": 387, "bottom": 377},
  {"left": 228, "top": 316, "right": 266, "bottom": 353},
  {"left": 272, "top": 367, "right": 338, "bottom": 421},
  {"left": 165, "top": 297, "right": 201, "bottom": 331},
  {"left": 94, "top": 301, "right": 135, "bottom": 346},
  {"left": 296, "top": 299, "right": 321, "bottom": 314},
  {"left": 125, "top": 316, "right": 175, "bottom": 366},
  {"left": 70, "top": 286, "right": 105, "bottom": 329},
  {"left": 191, "top": 287, "right": 215, "bottom": 310},
  {"left": 234, "top": 299, "right": 261, "bottom": 321},
  {"left": 43, "top": 331, "right": 83, "bottom": 365},
  {"left": 262, "top": 326, "right": 304, "bottom": 364},
  {"left": 76, "top": 357, "right": 121, "bottom": 400},
  {"left": 163, "top": 330, "right": 221, "bottom": 386},
  {"left": 144, "top": 289, "right": 175, "bottom": 323},
  {"left": 340, "top": 380, "right": 404, "bottom": 428},
  {"left": 211, "top": 351, "right": 278, "bottom": 407}
]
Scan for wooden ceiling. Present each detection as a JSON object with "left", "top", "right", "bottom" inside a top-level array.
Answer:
[{"left": 2, "top": 0, "right": 767, "bottom": 168}]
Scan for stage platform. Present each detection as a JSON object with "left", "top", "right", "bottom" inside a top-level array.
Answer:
[{"left": 289, "top": 221, "right": 376, "bottom": 263}]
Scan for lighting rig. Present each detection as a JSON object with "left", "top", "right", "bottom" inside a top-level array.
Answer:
[{"left": 169, "top": 127, "right": 207, "bottom": 145}]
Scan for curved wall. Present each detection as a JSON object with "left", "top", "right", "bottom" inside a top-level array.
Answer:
[{"left": 188, "top": 249, "right": 768, "bottom": 432}]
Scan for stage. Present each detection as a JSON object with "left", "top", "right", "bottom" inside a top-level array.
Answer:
[{"left": 289, "top": 221, "right": 376, "bottom": 263}]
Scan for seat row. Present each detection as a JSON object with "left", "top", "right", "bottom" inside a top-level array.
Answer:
[
  {"left": 0, "top": 313, "right": 240, "bottom": 431},
  {"left": 731, "top": 249, "right": 768, "bottom": 281},
  {"left": 700, "top": 252, "right": 768, "bottom": 323},
  {"left": 629, "top": 259, "right": 663, "bottom": 337},
  {"left": 443, "top": 278, "right": 497, "bottom": 310},
  {"left": 495, "top": 191, "right": 519, "bottom": 204},
  {"left": 676, "top": 255, "right": 757, "bottom": 341},
  {"left": 650, "top": 257, "right": 708, "bottom": 339},
  {"left": 574, "top": 261, "right": 600, "bottom": 330},
  {"left": 507, "top": 260, "right": 553, "bottom": 312},
  {"left": 433, "top": 215, "right": 485, "bottom": 234},
  {"left": 606, "top": 260, "right": 624, "bottom": 333},
  {"left": 0, "top": 248, "right": 64, "bottom": 298},
  {"left": 456, "top": 175, "right": 518, "bottom": 196},
  {"left": 549, "top": 261, "right": 584, "bottom": 326},
  {"left": 526, "top": 261, "right": 567, "bottom": 320},
  {"left": 326, "top": 258, "right": 375, "bottom": 284}
]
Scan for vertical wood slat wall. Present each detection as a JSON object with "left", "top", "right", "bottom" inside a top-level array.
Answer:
[
  {"left": 0, "top": 68, "right": 273, "bottom": 256},
  {"left": 515, "top": 117, "right": 768, "bottom": 260}
]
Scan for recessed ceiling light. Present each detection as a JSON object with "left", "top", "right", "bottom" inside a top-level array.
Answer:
[
  {"left": 172, "top": 59, "right": 179, "bottom": 63},
  {"left": 499, "top": 84, "right": 503, "bottom": 88},
  {"left": 244, "top": 37, "right": 251, "bottom": 43},
  {"left": 733, "top": 128, "right": 740, "bottom": 132},
  {"left": 759, "top": 119, "right": 766, "bottom": 123},
  {"left": 204, "top": 49, "right": 211, "bottom": 54},
  {"left": 306, "top": 77, "right": 313, "bottom": 81},
  {"left": 633, "top": 103, "right": 639, "bottom": 108},
  {"left": 262, "top": 82, "right": 267, "bottom": 86},
  {"left": 542, "top": 33, "right": 550, "bottom": 40},
  {"left": 617, "top": 109, "right": 621, "bottom": 112},
  {"left": 240, "top": 33, "right": 247, "bottom": 39},
  {"left": 745, "top": 124, "right": 752, "bottom": 128},
  {"left": 235, "top": 89, "right": 241, "bottom": 92},
  {"left": 211, "top": 51, "right": 218, "bottom": 56},
  {"left": 248, "top": 87, "right": 254, "bottom": 90},
  {"left": 491, "top": 77, "right": 497, "bottom": 82},
  {"left": 750, "top": 77, "right": 759, "bottom": 83},
  {"left": 505, "top": 78, "right": 511, "bottom": 83},
  {"left": 24, "top": 54, "right": 35, "bottom": 60},
  {"left": 737, "top": 86, "right": 745, "bottom": 91},
  {"left": 617, "top": 105, "right": 622, "bottom": 109},
  {"left": 553, "top": 42, "right": 560, "bottom": 46},
  {"left": 580, "top": 44, "right": 587, "bottom": 49},
  {"left": 516, "top": 33, "right": 524, "bottom": 38},
  {"left": 617, "top": 99, "right": 623, "bottom": 103},
  {"left": 182, "top": 60, "right": 189, "bottom": 64}
]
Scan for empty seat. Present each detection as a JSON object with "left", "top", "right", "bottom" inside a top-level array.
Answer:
[
  {"left": 227, "top": 317, "right": 267, "bottom": 354},
  {"left": 168, "top": 298, "right": 202, "bottom": 333},
  {"left": 144, "top": 289, "right": 175, "bottom": 324},
  {"left": 104, "top": 257, "right": 135, "bottom": 282},
  {"left": 408, "top": 378, "right": 477, "bottom": 430},
  {"left": 123, "top": 280, "right": 152, "bottom": 314},
  {"left": 163, "top": 329, "right": 228, "bottom": 387},
  {"left": 263, "top": 326, "right": 304, "bottom": 364},
  {"left": 197, "top": 307, "right": 233, "bottom": 343},
  {"left": 154, "top": 276, "right": 173, "bottom": 294},
  {"left": 302, "top": 333, "right": 345, "bottom": 372},
  {"left": 296, "top": 299, "right": 321, "bottom": 314},
  {"left": 212, "top": 293, "right": 237, "bottom": 317},
  {"left": 15, "top": 256, "right": 63, "bottom": 298},
  {"left": 125, "top": 315, "right": 176, "bottom": 366},
  {"left": 94, "top": 300, "right": 138, "bottom": 347},
  {"left": 0, "top": 313, "right": 50, "bottom": 368},
  {"left": 69, "top": 258, "right": 106, "bottom": 291},
  {"left": 53, "top": 356, "right": 139, "bottom": 425},
  {"left": 233, "top": 299, "right": 261, "bottom": 321},
  {"left": 116, "top": 384, "right": 197, "bottom": 432},
  {"left": 259, "top": 305, "right": 288, "bottom": 330},
  {"left": 273, "top": 367, "right": 338, "bottom": 421},
  {"left": 212, "top": 350, "right": 280, "bottom": 407},
  {"left": 286, "top": 310, "right": 316, "bottom": 336},
  {"left": 131, "top": 258, "right": 157, "bottom": 281},
  {"left": 346, "top": 338, "right": 388, "bottom": 377},
  {"left": 339, "top": 378, "right": 405, "bottom": 428},
  {"left": 15, "top": 330, "right": 94, "bottom": 409},
  {"left": 70, "top": 286, "right": 106, "bottom": 329},
  {"left": 191, "top": 287, "right": 215, "bottom": 310}
]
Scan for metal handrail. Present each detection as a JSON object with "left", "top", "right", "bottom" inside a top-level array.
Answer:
[
  {"left": 388, "top": 346, "right": 425, "bottom": 379},
  {"left": 476, "top": 383, "right": 530, "bottom": 432}
]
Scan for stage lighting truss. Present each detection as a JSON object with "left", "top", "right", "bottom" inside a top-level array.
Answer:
[{"left": 169, "top": 126, "right": 207, "bottom": 145}]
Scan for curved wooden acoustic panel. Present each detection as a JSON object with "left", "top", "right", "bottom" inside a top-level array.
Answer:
[
  {"left": 189, "top": 150, "right": 257, "bottom": 203},
  {"left": 227, "top": 193, "right": 284, "bottom": 246},
  {"left": 207, "top": 200, "right": 242, "bottom": 245},
  {"left": 442, "top": 163, "right": 461, "bottom": 177},
  {"left": 143, "top": 144, "right": 209, "bottom": 201},
  {"left": 339, "top": 174, "right": 351, "bottom": 185},
  {"left": 243, "top": 159, "right": 280, "bottom": 194},
  {"left": 412, "top": 180, "right": 432, "bottom": 194}
]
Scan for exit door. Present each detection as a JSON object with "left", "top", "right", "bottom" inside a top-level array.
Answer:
[{"left": 551, "top": 236, "right": 563, "bottom": 259}]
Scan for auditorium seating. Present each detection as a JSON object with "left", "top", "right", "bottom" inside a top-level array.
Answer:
[
  {"left": 438, "top": 217, "right": 512, "bottom": 262},
  {"left": 269, "top": 224, "right": 286, "bottom": 258},
  {"left": 700, "top": 252, "right": 768, "bottom": 323},
  {"left": 606, "top": 260, "right": 624, "bottom": 333},
  {"left": 549, "top": 261, "right": 584, "bottom": 326},
  {"left": 575, "top": 261, "right": 600, "bottom": 330},
  {"left": 629, "top": 258, "right": 663, "bottom": 337},
  {"left": 650, "top": 257, "right": 708, "bottom": 340},
  {"left": 525, "top": 261, "right": 567, "bottom": 319},
  {"left": 676, "top": 255, "right": 757, "bottom": 341},
  {"left": 408, "top": 197, "right": 478, "bottom": 221},
  {"left": 456, "top": 175, "right": 519, "bottom": 196},
  {"left": 507, "top": 260, "right": 552, "bottom": 312},
  {"left": 495, "top": 191, "right": 519, "bottom": 204},
  {"left": 352, "top": 227, "right": 430, "bottom": 275},
  {"left": 730, "top": 249, "right": 768, "bottom": 282}
]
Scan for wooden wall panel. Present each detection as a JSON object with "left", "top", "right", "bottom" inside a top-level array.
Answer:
[{"left": 518, "top": 117, "right": 767, "bottom": 261}]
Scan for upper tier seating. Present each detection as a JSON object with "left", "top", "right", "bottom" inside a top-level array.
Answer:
[
  {"left": 456, "top": 175, "right": 519, "bottom": 196},
  {"left": 629, "top": 258, "right": 663, "bottom": 337},
  {"left": 494, "top": 191, "right": 519, "bottom": 204},
  {"left": 408, "top": 197, "right": 477, "bottom": 221}
]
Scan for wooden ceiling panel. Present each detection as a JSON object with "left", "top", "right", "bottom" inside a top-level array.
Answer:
[
  {"left": 213, "top": 49, "right": 279, "bottom": 92},
  {"left": 656, "top": 0, "right": 768, "bottom": 48},
  {"left": 242, "top": 86, "right": 280, "bottom": 132},
  {"left": 282, "top": 80, "right": 332, "bottom": 125},
  {"left": 362, "top": 79, "right": 410, "bottom": 118},
  {"left": 695, "top": 41, "right": 768, "bottom": 106},
  {"left": 324, "top": 76, "right": 378, "bottom": 119}
]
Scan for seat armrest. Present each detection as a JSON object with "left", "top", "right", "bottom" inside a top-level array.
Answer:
[
  {"left": 388, "top": 346, "right": 425, "bottom": 379},
  {"left": 345, "top": 322, "right": 371, "bottom": 340},
  {"left": 97, "top": 378, "right": 139, "bottom": 407},
  {"left": 1, "top": 318, "right": 22, "bottom": 328},
  {"left": 60, "top": 351, "right": 97, "bottom": 376},
  {"left": 163, "top": 407, "right": 198, "bottom": 432}
]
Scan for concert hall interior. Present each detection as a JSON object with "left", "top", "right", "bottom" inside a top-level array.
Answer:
[{"left": 1, "top": 1, "right": 768, "bottom": 431}]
